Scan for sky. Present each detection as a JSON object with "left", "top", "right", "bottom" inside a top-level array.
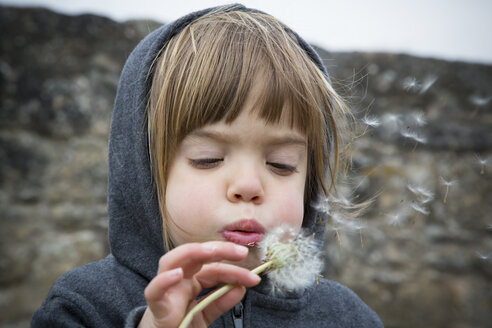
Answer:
[{"left": 2, "top": 0, "right": 492, "bottom": 64}]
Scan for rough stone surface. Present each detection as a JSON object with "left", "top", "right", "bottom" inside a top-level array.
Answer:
[{"left": 1, "top": 6, "right": 491, "bottom": 328}]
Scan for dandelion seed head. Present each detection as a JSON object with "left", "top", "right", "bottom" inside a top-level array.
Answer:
[{"left": 259, "top": 226, "right": 323, "bottom": 296}]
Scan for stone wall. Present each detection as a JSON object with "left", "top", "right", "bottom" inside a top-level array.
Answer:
[{"left": 1, "top": 6, "right": 491, "bottom": 327}]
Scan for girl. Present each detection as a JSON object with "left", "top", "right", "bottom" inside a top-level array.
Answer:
[{"left": 32, "top": 4, "right": 382, "bottom": 328}]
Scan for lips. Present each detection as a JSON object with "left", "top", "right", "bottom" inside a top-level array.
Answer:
[{"left": 221, "top": 219, "right": 265, "bottom": 247}]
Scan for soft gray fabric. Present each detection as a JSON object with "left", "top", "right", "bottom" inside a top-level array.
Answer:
[{"left": 32, "top": 4, "right": 383, "bottom": 327}]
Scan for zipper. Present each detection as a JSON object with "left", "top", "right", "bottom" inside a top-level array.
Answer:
[{"left": 232, "top": 302, "right": 243, "bottom": 328}]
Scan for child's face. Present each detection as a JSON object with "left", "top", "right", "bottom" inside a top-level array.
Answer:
[{"left": 165, "top": 90, "right": 307, "bottom": 268}]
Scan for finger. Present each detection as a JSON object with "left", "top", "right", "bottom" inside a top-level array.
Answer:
[
  {"left": 144, "top": 267, "right": 184, "bottom": 304},
  {"left": 144, "top": 268, "right": 193, "bottom": 326},
  {"left": 195, "top": 262, "right": 261, "bottom": 289},
  {"left": 158, "top": 242, "right": 249, "bottom": 275},
  {"left": 201, "top": 286, "right": 247, "bottom": 326}
]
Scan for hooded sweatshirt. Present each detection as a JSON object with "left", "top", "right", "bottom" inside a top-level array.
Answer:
[{"left": 32, "top": 4, "right": 383, "bottom": 328}]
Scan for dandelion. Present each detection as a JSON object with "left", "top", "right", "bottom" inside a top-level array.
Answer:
[
  {"left": 440, "top": 176, "right": 457, "bottom": 204},
  {"left": 411, "top": 203, "right": 430, "bottom": 215},
  {"left": 362, "top": 114, "right": 381, "bottom": 128},
  {"left": 402, "top": 76, "right": 420, "bottom": 92},
  {"left": 258, "top": 226, "right": 323, "bottom": 295},
  {"left": 179, "top": 226, "right": 322, "bottom": 328},
  {"left": 475, "top": 154, "right": 488, "bottom": 174},
  {"left": 419, "top": 75, "right": 438, "bottom": 94}
]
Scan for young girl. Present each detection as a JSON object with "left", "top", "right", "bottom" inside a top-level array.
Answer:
[{"left": 32, "top": 4, "right": 382, "bottom": 328}]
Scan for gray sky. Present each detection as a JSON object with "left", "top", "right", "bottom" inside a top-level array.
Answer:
[{"left": 2, "top": 0, "right": 492, "bottom": 64}]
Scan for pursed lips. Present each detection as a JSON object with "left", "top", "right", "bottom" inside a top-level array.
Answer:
[{"left": 221, "top": 219, "right": 265, "bottom": 247}]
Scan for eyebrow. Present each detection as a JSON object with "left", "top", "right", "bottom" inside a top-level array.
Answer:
[{"left": 188, "top": 129, "right": 307, "bottom": 147}]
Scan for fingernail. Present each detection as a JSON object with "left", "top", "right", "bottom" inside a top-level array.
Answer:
[
  {"left": 234, "top": 244, "right": 248, "bottom": 256},
  {"left": 169, "top": 267, "right": 183, "bottom": 278},
  {"left": 250, "top": 272, "right": 261, "bottom": 283}
]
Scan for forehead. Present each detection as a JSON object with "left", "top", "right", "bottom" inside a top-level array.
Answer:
[{"left": 189, "top": 104, "right": 307, "bottom": 146}]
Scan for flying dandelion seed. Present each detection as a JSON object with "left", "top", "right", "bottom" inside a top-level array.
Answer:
[
  {"left": 440, "top": 176, "right": 457, "bottom": 204},
  {"left": 475, "top": 251, "right": 491, "bottom": 261},
  {"left": 381, "top": 113, "right": 402, "bottom": 133},
  {"left": 475, "top": 154, "right": 488, "bottom": 174},
  {"left": 411, "top": 203, "right": 430, "bottom": 215},
  {"left": 387, "top": 212, "right": 408, "bottom": 227},
  {"left": 411, "top": 111, "right": 427, "bottom": 126},
  {"left": 469, "top": 94, "right": 491, "bottom": 107},
  {"left": 487, "top": 224, "right": 492, "bottom": 230},
  {"left": 362, "top": 114, "right": 381, "bottom": 128},
  {"left": 419, "top": 75, "right": 438, "bottom": 94},
  {"left": 402, "top": 76, "right": 420, "bottom": 92},
  {"left": 401, "top": 130, "right": 427, "bottom": 144},
  {"left": 330, "top": 194, "right": 352, "bottom": 207},
  {"left": 382, "top": 113, "right": 401, "bottom": 124},
  {"left": 407, "top": 184, "right": 434, "bottom": 203}
]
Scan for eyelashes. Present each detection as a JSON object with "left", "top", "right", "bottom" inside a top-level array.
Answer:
[
  {"left": 267, "top": 162, "right": 299, "bottom": 175},
  {"left": 188, "top": 158, "right": 223, "bottom": 169},
  {"left": 188, "top": 158, "right": 298, "bottom": 175}
]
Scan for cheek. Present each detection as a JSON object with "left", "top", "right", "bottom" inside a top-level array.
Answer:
[
  {"left": 165, "top": 173, "right": 218, "bottom": 235},
  {"left": 273, "top": 190, "right": 304, "bottom": 229}
]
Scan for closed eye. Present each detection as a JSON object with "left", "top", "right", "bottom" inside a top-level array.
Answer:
[
  {"left": 188, "top": 158, "right": 223, "bottom": 169},
  {"left": 267, "top": 162, "right": 298, "bottom": 175}
]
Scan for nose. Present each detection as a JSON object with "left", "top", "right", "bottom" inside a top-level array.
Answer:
[{"left": 226, "top": 166, "right": 264, "bottom": 204}]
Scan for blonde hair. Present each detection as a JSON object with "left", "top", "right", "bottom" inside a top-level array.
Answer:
[{"left": 147, "top": 8, "right": 351, "bottom": 249}]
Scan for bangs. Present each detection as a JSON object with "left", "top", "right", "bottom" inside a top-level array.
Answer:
[{"left": 150, "top": 10, "right": 330, "bottom": 141}]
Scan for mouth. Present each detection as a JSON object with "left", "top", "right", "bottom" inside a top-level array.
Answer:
[{"left": 221, "top": 219, "right": 265, "bottom": 247}]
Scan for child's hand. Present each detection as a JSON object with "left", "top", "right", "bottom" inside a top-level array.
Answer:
[{"left": 138, "top": 241, "right": 261, "bottom": 328}]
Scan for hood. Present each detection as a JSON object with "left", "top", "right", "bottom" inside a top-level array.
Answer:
[{"left": 107, "top": 3, "right": 332, "bottom": 282}]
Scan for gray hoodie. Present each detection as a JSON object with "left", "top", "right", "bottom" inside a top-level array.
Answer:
[{"left": 32, "top": 4, "right": 383, "bottom": 327}]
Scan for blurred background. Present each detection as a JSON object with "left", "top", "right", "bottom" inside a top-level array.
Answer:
[{"left": 1, "top": 1, "right": 491, "bottom": 327}]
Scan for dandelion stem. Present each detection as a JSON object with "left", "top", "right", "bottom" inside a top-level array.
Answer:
[
  {"left": 335, "top": 230, "right": 342, "bottom": 247},
  {"left": 359, "top": 229, "right": 364, "bottom": 248},
  {"left": 178, "top": 260, "right": 273, "bottom": 328},
  {"left": 443, "top": 185, "right": 449, "bottom": 204}
]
